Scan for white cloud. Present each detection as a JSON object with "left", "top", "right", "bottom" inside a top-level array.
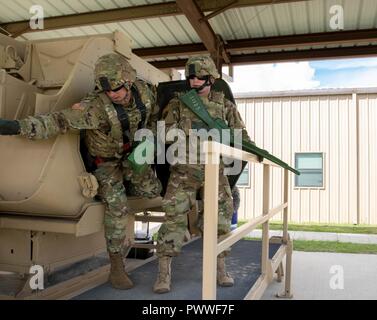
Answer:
[
  {"left": 311, "top": 58, "right": 377, "bottom": 71},
  {"left": 228, "top": 62, "right": 320, "bottom": 93},
  {"left": 320, "top": 67, "right": 377, "bottom": 89}
]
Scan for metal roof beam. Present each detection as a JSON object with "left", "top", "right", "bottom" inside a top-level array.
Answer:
[
  {"left": 227, "top": 29, "right": 377, "bottom": 51},
  {"left": 230, "top": 46, "right": 377, "bottom": 64},
  {"left": 201, "top": 0, "right": 239, "bottom": 21},
  {"left": 198, "top": 0, "right": 310, "bottom": 11},
  {"left": 0, "top": 0, "right": 309, "bottom": 38},
  {"left": 134, "top": 43, "right": 207, "bottom": 58},
  {"left": 149, "top": 45, "right": 377, "bottom": 68},
  {"left": 134, "top": 29, "right": 377, "bottom": 58},
  {"left": 176, "top": 0, "right": 230, "bottom": 67},
  {"left": 0, "top": 2, "right": 180, "bottom": 38}
]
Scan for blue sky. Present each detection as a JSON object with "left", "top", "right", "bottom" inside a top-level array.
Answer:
[
  {"left": 311, "top": 58, "right": 377, "bottom": 89},
  {"left": 228, "top": 57, "right": 377, "bottom": 93}
]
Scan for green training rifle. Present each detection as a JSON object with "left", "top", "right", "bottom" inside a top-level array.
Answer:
[{"left": 179, "top": 89, "right": 300, "bottom": 175}]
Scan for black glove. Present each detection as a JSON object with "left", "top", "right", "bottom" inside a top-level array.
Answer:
[{"left": 0, "top": 119, "right": 21, "bottom": 135}]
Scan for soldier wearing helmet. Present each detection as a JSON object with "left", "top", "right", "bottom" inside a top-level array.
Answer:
[
  {"left": 153, "top": 55, "right": 254, "bottom": 294},
  {"left": 185, "top": 55, "right": 220, "bottom": 95},
  {"left": 0, "top": 52, "right": 162, "bottom": 290},
  {"left": 93, "top": 53, "right": 137, "bottom": 105}
]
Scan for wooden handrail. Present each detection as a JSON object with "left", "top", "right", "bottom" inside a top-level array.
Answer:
[
  {"left": 217, "top": 203, "right": 288, "bottom": 254},
  {"left": 202, "top": 141, "right": 291, "bottom": 300}
]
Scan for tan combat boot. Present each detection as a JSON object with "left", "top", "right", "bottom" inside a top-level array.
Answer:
[
  {"left": 217, "top": 256, "right": 234, "bottom": 287},
  {"left": 109, "top": 252, "right": 134, "bottom": 290},
  {"left": 153, "top": 256, "right": 172, "bottom": 294}
]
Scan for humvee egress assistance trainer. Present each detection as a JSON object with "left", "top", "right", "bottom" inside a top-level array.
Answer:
[{"left": 0, "top": 31, "right": 174, "bottom": 289}]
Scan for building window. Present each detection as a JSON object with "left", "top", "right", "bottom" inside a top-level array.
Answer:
[
  {"left": 295, "top": 153, "right": 324, "bottom": 188},
  {"left": 237, "top": 163, "right": 250, "bottom": 187}
]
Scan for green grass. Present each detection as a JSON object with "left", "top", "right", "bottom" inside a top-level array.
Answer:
[
  {"left": 237, "top": 220, "right": 377, "bottom": 235},
  {"left": 244, "top": 238, "right": 377, "bottom": 254},
  {"left": 292, "top": 240, "right": 377, "bottom": 254},
  {"left": 238, "top": 220, "right": 377, "bottom": 254}
]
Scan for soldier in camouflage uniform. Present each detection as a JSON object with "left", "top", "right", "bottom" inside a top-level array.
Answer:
[
  {"left": 0, "top": 53, "right": 162, "bottom": 290},
  {"left": 153, "top": 56, "right": 254, "bottom": 294}
]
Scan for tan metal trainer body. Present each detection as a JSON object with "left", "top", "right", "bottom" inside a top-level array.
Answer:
[{"left": 0, "top": 32, "right": 171, "bottom": 275}]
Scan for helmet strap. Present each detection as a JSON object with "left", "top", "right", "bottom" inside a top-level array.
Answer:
[{"left": 190, "top": 76, "right": 213, "bottom": 93}]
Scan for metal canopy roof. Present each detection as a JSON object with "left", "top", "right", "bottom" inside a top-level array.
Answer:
[{"left": 0, "top": 0, "right": 376, "bottom": 69}]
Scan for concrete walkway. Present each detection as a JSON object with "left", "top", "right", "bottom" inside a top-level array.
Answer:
[
  {"left": 248, "top": 230, "right": 377, "bottom": 244},
  {"left": 262, "top": 251, "right": 377, "bottom": 300}
]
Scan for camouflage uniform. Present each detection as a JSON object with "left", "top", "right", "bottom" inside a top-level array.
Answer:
[
  {"left": 18, "top": 53, "right": 161, "bottom": 254},
  {"left": 232, "top": 185, "right": 240, "bottom": 213},
  {"left": 156, "top": 57, "right": 253, "bottom": 258}
]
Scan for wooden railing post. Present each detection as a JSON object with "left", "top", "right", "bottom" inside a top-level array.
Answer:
[
  {"left": 261, "top": 164, "right": 270, "bottom": 275},
  {"left": 200, "top": 142, "right": 293, "bottom": 300},
  {"left": 283, "top": 168, "right": 289, "bottom": 243},
  {"left": 278, "top": 168, "right": 293, "bottom": 298},
  {"left": 202, "top": 142, "right": 220, "bottom": 300}
]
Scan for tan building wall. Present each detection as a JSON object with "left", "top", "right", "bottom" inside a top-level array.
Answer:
[
  {"left": 358, "top": 94, "right": 377, "bottom": 225},
  {"left": 235, "top": 89, "right": 377, "bottom": 225}
]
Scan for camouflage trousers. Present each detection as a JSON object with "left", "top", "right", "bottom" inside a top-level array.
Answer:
[
  {"left": 94, "top": 159, "right": 162, "bottom": 254},
  {"left": 156, "top": 165, "right": 233, "bottom": 257}
]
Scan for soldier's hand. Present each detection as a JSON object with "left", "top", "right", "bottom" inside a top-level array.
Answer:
[{"left": 0, "top": 119, "right": 21, "bottom": 135}]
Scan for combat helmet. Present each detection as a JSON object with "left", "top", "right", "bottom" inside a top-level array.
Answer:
[
  {"left": 185, "top": 55, "right": 220, "bottom": 79},
  {"left": 94, "top": 53, "right": 136, "bottom": 91}
]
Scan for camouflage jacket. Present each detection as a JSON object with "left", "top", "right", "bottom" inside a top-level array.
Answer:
[
  {"left": 19, "top": 80, "right": 159, "bottom": 159},
  {"left": 161, "top": 90, "right": 254, "bottom": 170},
  {"left": 162, "top": 90, "right": 253, "bottom": 143}
]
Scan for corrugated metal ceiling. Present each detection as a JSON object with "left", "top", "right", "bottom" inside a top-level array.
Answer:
[{"left": 0, "top": 0, "right": 376, "bottom": 62}]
